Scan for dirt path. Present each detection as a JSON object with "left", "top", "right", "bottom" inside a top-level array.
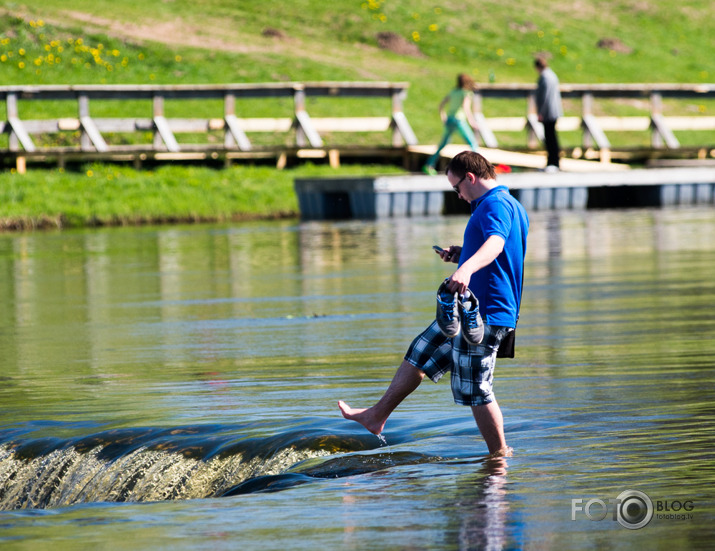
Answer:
[{"left": 5, "top": 7, "right": 421, "bottom": 81}]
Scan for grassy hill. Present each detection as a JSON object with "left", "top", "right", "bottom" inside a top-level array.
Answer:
[{"left": 0, "top": 0, "right": 713, "bottom": 227}]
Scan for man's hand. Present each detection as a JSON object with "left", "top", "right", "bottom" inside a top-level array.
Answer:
[
  {"left": 446, "top": 266, "right": 472, "bottom": 295},
  {"left": 437, "top": 245, "right": 461, "bottom": 263}
]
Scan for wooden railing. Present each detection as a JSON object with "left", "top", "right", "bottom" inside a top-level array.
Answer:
[
  {"left": 2, "top": 82, "right": 713, "bottom": 172},
  {"left": 0, "top": 82, "right": 417, "bottom": 172},
  {"left": 472, "top": 83, "right": 715, "bottom": 162}
]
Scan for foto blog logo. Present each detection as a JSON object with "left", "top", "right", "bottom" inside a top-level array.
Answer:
[{"left": 571, "top": 490, "right": 654, "bottom": 530}]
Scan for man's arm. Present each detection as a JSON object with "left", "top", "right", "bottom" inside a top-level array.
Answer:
[{"left": 447, "top": 235, "right": 505, "bottom": 294}]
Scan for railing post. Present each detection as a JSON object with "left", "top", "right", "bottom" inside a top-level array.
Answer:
[
  {"left": 78, "top": 94, "right": 108, "bottom": 152},
  {"left": 582, "top": 92, "right": 594, "bottom": 149},
  {"left": 79, "top": 94, "right": 91, "bottom": 151},
  {"left": 390, "top": 87, "right": 417, "bottom": 146},
  {"left": 152, "top": 93, "right": 180, "bottom": 152},
  {"left": 292, "top": 85, "right": 322, "bottom": 148},
  {"left": 526, "top": 92, "right": 542, "bottom": 148},
  {"left": 7, "top": 93, "right": 19, "bottom": 152},
  {"left": 471, "top": 90, "right": 498, "bottom": 148},
  {"left": 152, "top": 94, "right": 164, "bottom": 150},
  {"left": 650, "top": 92, "right": 679, "bottom": 149},
  {"left": 651, "top": 92, "right": 663, "bottom": 148},
  {"left": 224, "top": 92, "right": 251, "bottom": 150}
]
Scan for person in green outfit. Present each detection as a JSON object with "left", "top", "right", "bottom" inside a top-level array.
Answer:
[{"left": 423, "top": 73, "right": 480, "bottom": 175}]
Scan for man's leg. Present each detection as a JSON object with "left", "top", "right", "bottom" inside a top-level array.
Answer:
[
  {"left": 544, "top": 120, "right": 560, "bottom": 168},
  {"left": 339, "top": 359, "right": 425, "bottom": 435},
  {"left": 471, "top": 400, "right": 511, "bottom": 456}
]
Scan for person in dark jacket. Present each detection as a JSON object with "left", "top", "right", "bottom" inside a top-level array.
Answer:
[{"left": 534, "top": 56, "right": 563, "bottom": 171}]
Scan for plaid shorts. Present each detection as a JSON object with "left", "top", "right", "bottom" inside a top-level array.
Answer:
[{"left": 404, "top": 320, "right": 513, "bottom": 406}]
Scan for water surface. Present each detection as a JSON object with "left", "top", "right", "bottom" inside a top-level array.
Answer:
[{"left": 1, "top": 208, "right": 714, "bottom": 549}]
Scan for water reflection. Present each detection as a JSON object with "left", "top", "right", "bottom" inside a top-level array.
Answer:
[
  {"left": 451, "top": 457, "right": 511, "bottom": 551},
  {"left": 2, "top": 209, "right": 715, "bottom": 377}
]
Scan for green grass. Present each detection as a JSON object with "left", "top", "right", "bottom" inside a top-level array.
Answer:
[
  {"left": 0, "top": 0, "right": 713, "bottom": 228},
  {"left": 0, "top": 162, "right": 406, "bottom": 229}
]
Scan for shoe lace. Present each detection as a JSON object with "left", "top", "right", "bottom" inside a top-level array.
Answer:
[
  {"left": 437, "top": 296, "right": 456, "bottom": 321},
  {"left": 461, "top": 296, "right": 480, "bottom": 329},
  {"left": 463, "top": 308, "right": 479, "bottom": 328}
]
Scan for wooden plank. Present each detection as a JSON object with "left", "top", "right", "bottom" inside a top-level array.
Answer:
[
  {"left": 80, "top": 116, "right": 108, "bottom": 152},
  {"left": 58, "top": 118, "right": 81, "bottom": 131},
  {"left": 390, "top": 111, "right": 418, "bottom": 146},
  {"left": 311, "top": 117, "right": 391, "bottom": 132},
  {"left": 582, "top": 115, "right": 611, "bottom": 149},
  {"left": 231, "top": 118, "right": 292, "bottom": 132},
  {"left": 651, "top": 114, "right": 680, "bottom": 148},
  {"left": 526, "top": 114, "right": 544, "bottom": 142},
  {"left": 294, "top": 110, "right": 323, "bottom": 147},
  {"left": 664, "top": 116, "right": 715, "bottom": 130},
  {"left": 224, "top": 114, "right": 252, "bottom": 150},
  {"left": 153, "top": 116, "right": 180, "bottom": 152},
  {"left": 590, "top": 116, "right": 650, "bottom": 132},
  {"left": 473, "top": 113, "right": 499, "bottom": 148},
  {"left": 408, "top": 144, "right": 629, "bottom": 172},
  {"left": 7, "top": 117, "right": 36, "bottom": 152}
]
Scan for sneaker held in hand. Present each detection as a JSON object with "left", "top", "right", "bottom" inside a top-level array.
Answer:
[
  {"left": 436, "top": 279, "right": 460, "bottom": 337},
  {"left": 459, "top": 290, "right": 484, "bottom": 345}
]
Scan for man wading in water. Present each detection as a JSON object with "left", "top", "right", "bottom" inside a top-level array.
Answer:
[{"left": 339, "top": 151, "right": 529, "bottom": 457}]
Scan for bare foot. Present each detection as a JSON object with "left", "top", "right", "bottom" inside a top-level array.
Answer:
[
  {"left": 489, "top": 446, "right": 513, "bottom": 458},
  {"left": 338, "top": 400, "right": 386, "bottom": 435}
]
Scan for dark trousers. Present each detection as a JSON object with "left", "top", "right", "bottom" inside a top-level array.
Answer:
[{"left": 543, "top": 119, "right": 560, "bottom": 167}]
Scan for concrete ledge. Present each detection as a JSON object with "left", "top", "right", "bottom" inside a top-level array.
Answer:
[{"left": 294, "top": 167, "right": 715, "bottom": 219}]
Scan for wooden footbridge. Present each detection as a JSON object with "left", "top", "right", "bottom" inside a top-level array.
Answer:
[{"left": 1, "top": 82, "right": 713, "bottom": 173}]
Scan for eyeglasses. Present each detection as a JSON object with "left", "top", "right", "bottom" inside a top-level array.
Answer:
[{"left": 451, "top": 174, "right": 468, "bottom": 193}]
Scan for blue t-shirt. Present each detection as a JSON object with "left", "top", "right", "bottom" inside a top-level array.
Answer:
[{"left": 458, "top": 185, "right": 529, "bottom": 327}]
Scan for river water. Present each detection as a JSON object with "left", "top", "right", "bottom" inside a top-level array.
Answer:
[{"left": 1, "top": 207, "right": 714, "bottom": 549}]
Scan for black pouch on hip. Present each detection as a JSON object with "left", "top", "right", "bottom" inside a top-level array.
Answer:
[{"left": 497, "top": 329, "right": 515, "bottom": 358}]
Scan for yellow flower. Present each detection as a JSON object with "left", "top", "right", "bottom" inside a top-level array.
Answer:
[
  {"left": 506, "top": 57, "right": 516, "bottom": 65},
  {"left": 175, "top": 55, "right": 182, "bottom": 62},
  {"left": 496, "top": 48, "right": 504, "bottom": 56},
  {"left": 429, "top": 24, "right": 438, "bottom": 32},
  {"left": 412, "top": 31, "right": 420, "bottom": 42},
  {"left": 18, "top": 61, "right": 25, "bottom": 69},
  {"left": 87, "top": 170, "right": 94, "bottom": 177},
  {"left": 18, "top": 48, "right": 25, "bottom": 56}
]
